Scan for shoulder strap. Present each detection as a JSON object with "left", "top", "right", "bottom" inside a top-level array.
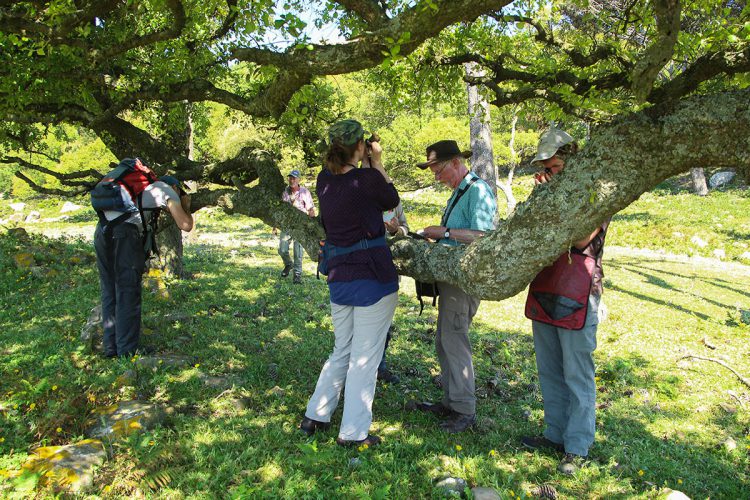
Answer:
[{"left": 441, "top": 174, "right": 479, "bottom": 227}]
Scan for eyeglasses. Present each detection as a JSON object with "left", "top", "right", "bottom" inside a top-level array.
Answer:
[{"left": 431, "top": 160, "right": 451, "bottom": 178}]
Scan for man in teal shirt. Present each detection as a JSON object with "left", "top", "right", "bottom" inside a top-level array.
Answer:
[{"left": 416, "top": 140, "right": 497, "bottom": 433}]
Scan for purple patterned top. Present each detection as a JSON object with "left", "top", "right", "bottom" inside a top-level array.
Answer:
[{"left": 317, "top": 167, "right": 400, "bottom": 283}]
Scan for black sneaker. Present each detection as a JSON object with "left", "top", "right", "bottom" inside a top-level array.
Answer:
[
  {"left": 415, "top": 401, "right": 453, "bottom": 418},
  {"left": 557, "top": 453, "right": 586, "bottom": 474},
  {"left": 440, "top": 412, "right": 475, "bottom": 433},
  {"left": 521, "top": 435, "right": 565, "bottom": 453},
  {"left": 281, "top": 264, "right": 292, "bottom": 277},
  {"left": 299, "top": 416, "right": 331, "bottom": 436},
  {"left": 336, "top": 434, "right": 381, "bottom": 448},
  {"left": 377, "top": 368, "right": 400, "bottom": 384}
]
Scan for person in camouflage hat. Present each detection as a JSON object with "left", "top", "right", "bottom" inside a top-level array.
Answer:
[
  {"left": 301, "top": 118, "right": 400, "bottom": 448},
  {"left": 327, "top": 119, "right": 366, "bottom": 147}
]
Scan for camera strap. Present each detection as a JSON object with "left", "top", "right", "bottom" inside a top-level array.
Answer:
[{"left": 440, "top": 174, "right": 478, "bottom": 227}]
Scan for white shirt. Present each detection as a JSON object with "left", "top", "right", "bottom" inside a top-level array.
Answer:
[{"left": 103, "top": 181, "right": 179, "bottom": 230}]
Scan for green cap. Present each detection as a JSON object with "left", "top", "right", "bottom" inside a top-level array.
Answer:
[{"left": 328, "top": 119, "right": 365, "bottom": 147}]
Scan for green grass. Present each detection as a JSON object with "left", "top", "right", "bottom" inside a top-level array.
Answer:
[{"left": 1, "top": 184, "right": 749, "bottom": 498}]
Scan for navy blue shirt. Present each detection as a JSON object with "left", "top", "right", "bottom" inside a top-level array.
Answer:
[{"left": 317, "top": 167, "right": 400, "bottom": 305}]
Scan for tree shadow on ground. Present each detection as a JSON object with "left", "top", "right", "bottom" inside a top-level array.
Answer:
[
  {"left": 609, "top": 262, "right": 743, "bottom": 311},
  {"left": 611, "top": 212, "right": 654, "bottom": 222}
]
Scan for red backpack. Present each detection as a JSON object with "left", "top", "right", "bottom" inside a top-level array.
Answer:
[{"left": 90, "top": 157, "right": 161, "bottom": 257}]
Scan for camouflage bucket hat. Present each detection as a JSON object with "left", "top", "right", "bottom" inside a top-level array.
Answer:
[{"left": 328, "top": 119, "right": 366, "bottom": 147}]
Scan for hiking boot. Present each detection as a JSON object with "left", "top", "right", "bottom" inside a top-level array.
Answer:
[
  {"left": 377, "top": 368, "right": 400, "bottom": 384},
  {"left": 521, "top": 435, "right": 565, "bottom": 453},
  {"left": 440, "top": 412, "right": 475, "bottom": 433},
  {"left": 299, "top": 416, "right": 331, "bottom": 436},
  {"left": 557, "top": 453, "right": 586, "bottom": 475},
  {"left": 415, "top": 401, "right": 453, "bottom": 418},
  {"left": 281, "top": 264, "right": 292, "bottom": 277},
  {"left": 336, "top": 434, "right": 381, "bottom": 448},
  {"left": 293, "top": 273, "right": 302, "bottom": 284}
]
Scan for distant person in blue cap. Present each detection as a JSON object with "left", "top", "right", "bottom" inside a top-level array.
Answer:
[
  {"left": 274, "top": 169, "right": 316, "bottom": 284},
  {"left": 93, "top": 161, "right": 193, "bottom": 358}
]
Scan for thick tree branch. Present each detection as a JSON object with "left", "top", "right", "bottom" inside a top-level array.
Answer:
[
  {"left": 98, "top": 0, "right": 187, "bottom": 60},
  {"left": 631, "top": 0, "right": 681, "bottom": 101},
  {"left": 333, "top": 0, "right": 389, "bottom": 26},
  {"left": 648, "top": 45, "right": 750, "bottom": 103},
  {"left": 14, "top": 171, "right": 91, "bottom": 197},
  {"left": 230, "top": 0, "right": 513, "bottom": 117},
  {"left": 390, "top": 88, "right": 750, "bottom": 300},
  {"left": 1, "top": 156, "right": 101, "bottom": 188}
]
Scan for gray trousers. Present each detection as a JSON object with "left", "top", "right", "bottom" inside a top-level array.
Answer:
[
  {"left": 278, "top": 230, "right": 303, "bottom": 276},
  {"left": 305, "top": 292, "right": 398, "bottom": 441},
  {"left": 532, "top": 294, "right": 600, "bottom": 457},
  {"left": 94, "top": 222, "right": 145, "bottom": 357},
  {"left": 436, "top": 282, "right": 480, "bottom": 415}
]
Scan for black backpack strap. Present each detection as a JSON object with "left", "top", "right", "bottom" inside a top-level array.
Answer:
[
  {"left": 440, "top": 174, "right": 479, "bottom": 227},
  {"left": 99, "top": 211, "right": 131, "bottom": 235}
]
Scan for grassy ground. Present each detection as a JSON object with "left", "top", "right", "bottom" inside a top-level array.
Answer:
[{"left": 1, "top": 179, "right": 749, "bottom": 498}]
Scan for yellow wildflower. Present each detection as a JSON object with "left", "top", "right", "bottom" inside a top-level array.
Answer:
[
  {"left": 56, "top": 427, "right": 62, "bottom": 433},
  {"left": 455, "top": 444, "right": 462, "bottom": 451},
  {"left": 0, "top": 437, "right": 5, "bottom": 443},
  {"left": 195, "top": 363, "right": 200, "bottom": 368},
  {"left": 52, "top": 385, "right": 58, "bottom": 391},
  {"left": 489, "top": 449, "right": 497, "bottom": 457},
  {"left": 149, "top": 440, "right": 155, "bottom": 446},
  {"left": 638, "top": 469, "right": 644, "bottom": 476},
  {"left": 677, "top": 479, "right": 683, "bottom": 484},
  {"left": 28, "top": 403, "right": 36, "bottom": 410}
]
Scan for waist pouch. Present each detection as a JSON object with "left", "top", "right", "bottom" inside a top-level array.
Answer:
[
  {"left": 525, "top": 251, "right": 594, "bottom": 330},
  {"left": 318, "top": 235, "right": 387, "bottom": 276}
]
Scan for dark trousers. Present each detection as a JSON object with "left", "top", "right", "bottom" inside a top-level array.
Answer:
[
  {"left": 377, "top": 326, "right": 393, "bottom": 373},
  {"left": 94, "top": 222, "right": 145, "bottom": 357}
]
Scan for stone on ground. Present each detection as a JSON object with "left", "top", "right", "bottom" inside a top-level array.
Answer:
[
  {"left": 198, "top": 372, "right": 231, "bottom": 388},
  {"left": 60, "top": 201, "right": 83, "bottom": 213},
  {"left": 80, "top": 305, "right": 102, "bottom": 351},
  {"left": 10, "top": 202, "right": 26, "bottom": 211},
  {"left": 14, "top": 252, "right": 36, "bottom": 269},
  {"left": 435, "top": 477, "right": 467, "bottom": 496},
  {"left": 657, "top": 488, "right": 691, "bottom": 500},
  {"left": 708, "top": 171, "right": 735, "bottom": 188},
  {"left": 471, "top": 487, "right": 501, "bottom": 499},
  {"left": 21, "top": 439, "right": 106, "bottom": 492},
  {"left": 25, "top": 210, "right": 41, "bottom": 223},
  {"left": 87, "top": 400, "right": 165, "bottom": 440}
]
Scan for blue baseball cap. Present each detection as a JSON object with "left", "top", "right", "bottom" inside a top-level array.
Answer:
[
  {"left": 159, "top": 175, "right": 183, "bottom": 192},
  {"left": 288, "top": 170, "right": 301, "bottom": 178}
]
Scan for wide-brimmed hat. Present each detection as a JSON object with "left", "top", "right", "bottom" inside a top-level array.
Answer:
[
  {"left": 531, "top": 128, "right": 574, "bottom": 165},
  {"left": 416, "top": 140, "right": 472, "bottom": 169},
  {"left": 288, "top": 169, "right": 301, "bottom": 178},
  {"left": 328, "top": 119, "right": 366, "bottom": 147}
]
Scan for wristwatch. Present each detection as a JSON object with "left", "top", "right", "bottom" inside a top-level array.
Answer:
[{"left": 444, "top": 227, "right": 451, "bottom": 239}]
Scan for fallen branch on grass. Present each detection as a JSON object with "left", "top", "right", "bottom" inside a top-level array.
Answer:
[{"left": 679, "top": 354, "right": 750, "bottom": 389}]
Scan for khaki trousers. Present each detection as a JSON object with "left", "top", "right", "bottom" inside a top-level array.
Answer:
[{"left": 436, "top": 282, "right": 480, "bottom": 415}]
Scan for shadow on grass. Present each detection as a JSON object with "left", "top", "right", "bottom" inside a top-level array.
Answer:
[
  {"left": 611, "top": 212, "right": 654, "bottom": 222},
  {"left": 610, "top": 262, "right": 744, "bottom": 310},
  {"left": 609, "top": 261, "right": 750, "bottom": 300}
]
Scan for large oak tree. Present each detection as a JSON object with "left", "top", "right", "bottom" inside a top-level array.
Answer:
[{"left": 1, "top": 0, "right": 748, "bottom": 299}]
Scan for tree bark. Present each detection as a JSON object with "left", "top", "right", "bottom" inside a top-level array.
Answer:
[
  {"left": 151, "top": 216, "right": 184, "bottom": 279},
  {"left": 691, "top": 167, "right": 708, "bottom": 196},
  {"left": 465, "top": 62, "right": 497, "bottom": 195}
]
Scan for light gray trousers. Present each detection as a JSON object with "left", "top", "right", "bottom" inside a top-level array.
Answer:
[
  {"left": 532, "top": 293, "right": 600, "bottom": 457},
  {"left": 278, "top": 230, "right": 303, "bottom": 276},
  {"left": 305, "top": 292, "right": 398, "bottom": 441}
]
